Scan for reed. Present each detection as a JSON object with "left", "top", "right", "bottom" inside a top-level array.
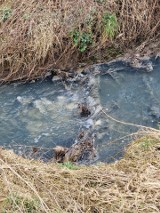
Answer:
[{"left": 0, "top": 0, "right": 159, "bottom": 82}]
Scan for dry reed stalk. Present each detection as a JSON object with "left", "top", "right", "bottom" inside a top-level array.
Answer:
[
  {"left": 0, "top": 0, "right": 159, "bottom": 82},
  {"left": 0, "top": 134, "right": 159, "bottom": 212}
]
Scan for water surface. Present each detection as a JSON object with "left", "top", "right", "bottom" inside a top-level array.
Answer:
[{"left": 0, "top": 57, "right": 160, "bottom": 162}]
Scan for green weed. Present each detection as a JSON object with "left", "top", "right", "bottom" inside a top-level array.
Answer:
[
  {"left": 140, "top": 139, "right": 152, "bottom": 150},
  {"left": 23, "top": 199, "right": 39, "bottom": 213},
  {"left": 4, "top": 193, "right": 40, "bottom": 213},
  {"left": 70, "top": 30, "right": 93, "bottom": 52},
  {"left": 96, "top": 0, "right": 105, "bottom": 3},
  {"left": 0, "top": 7, "right": 12, "bottom": 22},
  {"left": 102, "top": 12, "right": 118, "bottom": 39},
  {"left": 60, "top": 162, "right": 80, "bottom": 170}
]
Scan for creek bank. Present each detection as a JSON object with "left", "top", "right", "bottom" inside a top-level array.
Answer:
[{"left": 0, "top": 135, "right": 159, "bottom": 212}]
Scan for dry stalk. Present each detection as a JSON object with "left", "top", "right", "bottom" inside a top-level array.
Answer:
[{"left": 0, "top": 0, "right": 159, "bottom": 82}]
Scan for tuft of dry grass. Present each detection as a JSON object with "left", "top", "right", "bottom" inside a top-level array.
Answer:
[
  {"left": 0, "top": 134, "right": 159, "bottom": 212},
  {"left": 0, "top": 0, "right": 160, "bottom": 82}
]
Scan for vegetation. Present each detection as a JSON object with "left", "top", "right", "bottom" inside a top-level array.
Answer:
[
  {"left": 102, "top": 12, "right": 117, "bottom": 40},
  {"left": 0, "top": 0, "right": 160, "bottom": 82},
  {"left": 70, "top": 30, "right": 93, "bottom": 53},
  {"left": 0, "top": 1, "right": 159, "bottom": 212},
  {"left": 60, "top": 162, "right": 80, "bottom": 170},
  {"left": 0, "top": 7, "right": 12, "bottom": 22},
  {"left": 4, "top": 194, "right": 39, "bottom": 213},
  {"left": 0, "top": 135, "right": 159, "bottom": 212}
]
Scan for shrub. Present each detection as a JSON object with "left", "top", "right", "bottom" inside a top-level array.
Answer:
[{"left": 70, "top": 30, "right": 93, "bottom": 52}]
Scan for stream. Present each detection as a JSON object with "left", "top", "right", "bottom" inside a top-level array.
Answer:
[{"left": 0, "top": 56, "right": 160, "bottom": 163}]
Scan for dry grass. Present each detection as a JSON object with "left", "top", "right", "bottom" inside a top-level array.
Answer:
[
  {"left": 0, "top": 0, "right": 160, "bottom": 82},
  {"left": 0, "top": 134, "right": 159, "bottom": 213}
]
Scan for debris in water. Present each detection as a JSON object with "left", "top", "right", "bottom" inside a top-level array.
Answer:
[
  {"left": 78, "top": 103, "right": 91, "bottom": 117},
  {"left": 53, "top": 132, "right": 97, "bottom": 163},
  {"left": 53, "top": 146, "right": 69, "bottom": 163}
]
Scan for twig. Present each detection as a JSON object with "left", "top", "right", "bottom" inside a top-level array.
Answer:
[{"left": 101, "top": 108, "right": 160, "bottom": 133}]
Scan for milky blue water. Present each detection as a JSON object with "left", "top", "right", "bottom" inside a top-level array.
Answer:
[{"left": 0, "top": 57, "right": 160, "bottom": 162}]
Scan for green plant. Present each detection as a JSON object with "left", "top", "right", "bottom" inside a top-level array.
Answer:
[
  {"left": 4, "top": 193, "right": 40, "bottom": 213},
  {"left": 95, "top": 0, "right": 105, "bottom": 3},
  {"left": 102, "top": 12, "right": 118, "bottom": 39},
  {"left": 23, "top": 198, "right": 39, "bottom": 213},
  {"left": 0, "top": 7, "right": 12, "bottom": 22},
  {"left": 140, "top": 139, "right": 152, "bottom": 150},
  {"left": 70, "top": 30, "right": 93, "bottom": 52},
  {"left": 60, "top": 162, "right": 80, "bottom": 170},
  {"left": 23, "top": 13, "right": 31, "bottom": 20}
]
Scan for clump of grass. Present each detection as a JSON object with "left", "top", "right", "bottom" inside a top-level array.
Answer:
[
  {"left": 3, "top": 193, "right": 40, "bottom": 213},
  {"left": 140, "top": 138, "right": 152, "bottom": 150},
  {"left": 70, "top": 30, "right": 93, "bottom": 52},
  {"left": 0, "top": 0, "right": 159, "bottom": 82},
  {"left": 102, "top": 12, "right": 118, "bottom": 40},
  {"left": 60, "top": 161, "right": 80, "bottom": 170},
  {"left": 0, "top": 7, "right": 12, "bottom": 22}
]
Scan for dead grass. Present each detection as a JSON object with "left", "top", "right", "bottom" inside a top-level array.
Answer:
[
  {"left": 0, "top": 134, "right": 159, "bottom": 213},
  {"left": 0, "top": 0, "right": 160, "bottom": 82}
]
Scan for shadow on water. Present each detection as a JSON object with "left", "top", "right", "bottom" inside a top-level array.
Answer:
[{"left": 0, "top": 57, "right": 160, "bottom": 163}]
